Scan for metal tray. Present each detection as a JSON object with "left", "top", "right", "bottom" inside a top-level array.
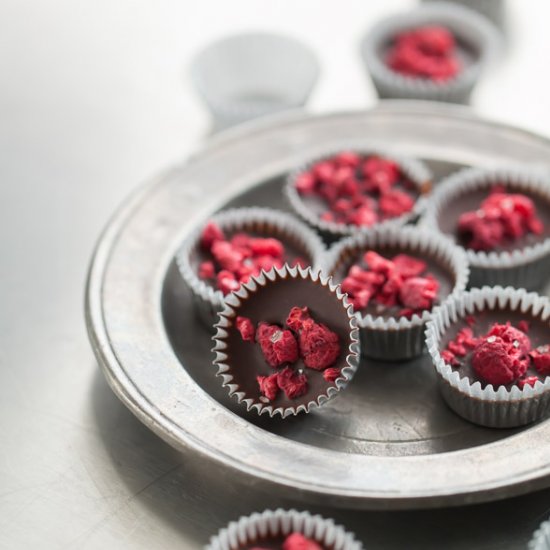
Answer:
[{"left": 86, "top": 102, "right": 550, "bottom": 510}]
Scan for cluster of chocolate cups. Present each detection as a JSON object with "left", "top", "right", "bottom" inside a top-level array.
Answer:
[{"left": 176, "top": 144, "right": 550, "bottom": 430}]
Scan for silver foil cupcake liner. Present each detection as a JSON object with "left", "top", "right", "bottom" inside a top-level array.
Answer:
[
  {"left": 426, "top": 286, "right": 550, "bottom": 428},
  {"left": 360, "top": 2, "right": 500, "bottom": 104},
  {"left": 323, "top": 225, "right": 469, "bottom": 361},
  {"left": 205, "top": 508, "right": 363, "bottom": 550},
  {"left": 191, "top": 32, "right": 320, "bottom": 130},
  {"left": 212, "top": 265, "right": 360, "bottom": 418},
  {"left": 285, "top": 144, "right": 432, "bottom": 242},
  {"left": 176, "top": 207, "right": 326, "bottom": 328},
  {"left": 530, "top": 517, "right": 550, "bottom": 550},
  {"left": 421, "top": 166, "right": 550, "bottom": 291}
]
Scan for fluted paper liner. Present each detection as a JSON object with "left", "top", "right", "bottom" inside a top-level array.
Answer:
[
  {"left": 426, "top": 286, "right": 550, "bottom": 428},
  {"left": 360, "top": 2, "right": 500, "bottom": 104},
  {"left": 205, "top": 508, "right": 363, "bottom": 550},
  {"left": 212, "top": 265, "right": 360, "bottom": 418},
  {"left": 176, "top": 207, "right": 326, "bottom": 327},
  {"left": 529, "top": 517, "right": 550, "bottom": 550},
  {"left": 285, "top": 144, "right": 432, "bottom": 241},
  {"left": 323, "top": 225, "right": 469, "bottom": 360},
  {"left": 422, "top": 166, "right": 550, "bottom": 290}
]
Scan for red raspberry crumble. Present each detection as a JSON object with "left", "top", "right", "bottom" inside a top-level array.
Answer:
[
  {"left": 256, "top": 373, "right": 279, "bottom": 401},
  {"left": 387, "top": 25, "right": 461, "bottom": 82},
  {"left": 342, "top": 251, "right": 439, "bottom": 315},
  {"left": 472, "top": 336, "right": 525, "bottom": 386},
  {"left": 256, "top": 323, "right": 299, "bottom": 367},
  {"left": 286, "top": 306, "right": 313, "bottom": 332},
  {"left": 197, "top": 221, "right": 306, "bottom": 295},
  {"left": 529, "top": 346, "right": 550, "bottom": 376},
  {"left": 487, "top": 322, "right": 531, "bottom": 353},
  {"left": 299, "top": 321, "right": 341, "bottom": 371},
  {"left": 323, "top": 367, "right": 341, "bottom": 382},
  {"left": 276, "top": 366, "right": 308, "bottom": 399},
  {"left": 294, "top": 152, "right": 418, "bottom": 228},
  {"left": 518, "top": 376, "right": 539, "bottom": 389},
  {"left": 235, "top": 316, "right": 255, "bottom": 342},
  {"left": 282, "top": 532, "right": 323, "bottom": 550},
  {"left": 457, "top": 189, "right": 544, "bottom": 251}
]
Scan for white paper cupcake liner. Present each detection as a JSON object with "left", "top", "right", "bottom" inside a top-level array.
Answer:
[
  {"left": 422, "top": 0, "right": 505, "bottom": 29},
  {"left": 323, "top": 225, "right": 469, "bottom": 361},
  {"left": 212, "top": 265, "right": 360, "bottom": 418},
  {"left": 529, "top": 517, "right": 550, "bottom": 550},
  {"left": 360, "top": 2, "right": 500, "bottom": 104},
  {"left": 176, "top": 207, "right": 326, "bottom": 328},
  {"left": 426, "top": 286, "right": 550, "bottom": 428},
  {"left": 421, "top": 166, "right": 550, "bottom": 291},
  {"left": 205, "top": 508, "right": 363, "bottom": 550},
  {"left": 285, "top": 144, "right": 432, "bottom": 243},
  {"left": 191, "top": 32, "right": 320, "bottom": 130}
]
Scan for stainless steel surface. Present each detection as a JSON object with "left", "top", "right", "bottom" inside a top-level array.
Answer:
[
  {"left": 4, "top": 1, "right": 550, "bottom": 548},
  {"left": 87, "top": 105, "right": 550, "bottom": 516}
]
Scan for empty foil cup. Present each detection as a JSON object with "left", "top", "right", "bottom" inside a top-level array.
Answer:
[{"left": 191, "top": 32, "right": 320, "bottom": 130}]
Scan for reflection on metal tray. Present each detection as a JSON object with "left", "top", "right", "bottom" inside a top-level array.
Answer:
[{"left": 86, "top": 103, "right": 550, "bottom": 510}]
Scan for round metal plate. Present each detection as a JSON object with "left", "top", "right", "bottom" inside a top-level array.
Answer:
[{"left": 86, "top": 102, "right": 550, "bottom": 509}]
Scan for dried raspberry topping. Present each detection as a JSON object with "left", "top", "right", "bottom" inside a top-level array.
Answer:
[
  {"left": 457, "top": 189, "right": 544, "bottom": 251},
  {"left": 323, "top": 367, "right": 341, "bottom": 382},
  {"left": 235, "top": 316, "right": 255, "bottom": 342},
  {"left": 299, "top": 322, "right": 341, "bottom": 371},
  {"left": 441, "top": 349, "right": 459, "bottom": 367},
  {"left": 294, "top": 152, "right": 418, "bottom": 227},
  {"left": 286, "top": 306, "right": 313, "bottom": 332},
  {"left": 282, "top": 532, "right": 323, "bottom": 550},
  {"left": 472, "top": 336, "right": 523, "bottom": 386},
  {"left": 198, "top": 221, "right": 307, "bottom": 295},
  {"left": 529, "top": 345, "right": 550, "bottom": 376},
  {"left": 487, "top": 322, "right": 531, "bottom": 353},
  {"left": 276, "top": 367, "right": 308, "bottom": 399},
  {"left": 256, "top": 323, "right": 299, "bottom": 367},
  {"left": 387, "top": 25, "right": 461, "bottom": 82},
  {"left": 342, "top": 251, "right": 439, "bottom": 315},
  {"left": 256, "top": 373, "right": 279, "bottom": 401}
]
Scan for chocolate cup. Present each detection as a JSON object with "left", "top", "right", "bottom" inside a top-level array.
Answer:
[
  {"left": 176, "top": 207, "right": 326, "bottom": 328},
  {"left": 426, "top": 286, "right": 550, "bottom": 428},
  {"left": 422, "top": 167, "right": 550, "bottom": 291},
  {"left": 324, "top": 226, "right": 469, "bottom": 361},
  {"left": 285, "top": 145, "right": 432, "bottom": 243},
  {"left": 212, "top": 265, "right": 360, "bottom": 418},
  {"left": 205, "top": 508, "right": 363, "bottom": 550}
]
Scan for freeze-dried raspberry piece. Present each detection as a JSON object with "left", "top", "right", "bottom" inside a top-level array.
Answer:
[
  {"left": 347, "top": 205, "right": 378, "bottom": 227},
  {"left": 518, "top": 376, "right": 539, "bottom": 389},
  {"left": 320, "top": 211, "right": 335, "bottom": 223},
  {"left": 250, "top": 237, "right": 284, "bottom": 258},
  {"left": 448, "top": 340, "right": 467, "bottom": 357},
  {"left": 253, "top": 255, "right": 283, "bottom": 273},
  {"left": 377, "top": 272, "right": 404, "bottom": 307},
  {"left": 415, "top": 26, "right": 455, "bottom": 56},
  {"left": 256, "top": 373, "right": 279, "bottom": 401},
  {"left": 285, "top": 306, "right": 312, "bottom": 332},
  {"left": 211, "top": 240, "right": 244, "bottom": 272},
  {"left": 399, "top": 276, "right": 439, "bottom": 310},
  {"left": 295, "top": 172, "right": 316, "bottom": 194},
  {"left": 518, "top": 320, "right": 530, "bottom": 334},
  {"left": 379, "top": 189, "right": 414, "bottom": 218},
  {"left": 198, "top": 260, "right": 215, "bottom": 280},
  {"left": 282, "top": 532, "right": 322, "bottom": 550},
  {"left": 393, "top": 254, "right": 427, "bottom": 278},
  {"left": 235, "top": 316, "right": 255, "bottom": 342},
  {"left": 455, "top": 327, "right": 478, "bottom": 350},
  {"left": 313, "top": 160, "right": 335, "bottom": 182},
  {"left": 530, "top": 345, "right": 550, "bottom": 376},
  {"left": 256, "top": 323, "right": 299, "bottom": 367},
  {"left": 200, "top": 221, "right": 225, "bottom": 250},
  {"left": 300, "top": 322, "right": 341, "bottom": 371},
  {"left": 441, "top": 349, "right": 460, "bottom": 366},
  {"left": 276, "top": 367, "right": 308, "bottom": 399},
  {"left": 336, "top": 151, "right": 361, "bottom": 167},
  {"left": 216, "top": 270, "right": 240, "bottom": 295},
  {"left": 487, "top": 323, "right": 531, "bottom": 354},
  {"left": 362, "top": 156, "right": 400, "bottom": 190},
  {"left": 348, "top": 289, "right": 374, "bottom": 311},
  {"left": 364, "top": 251, "right": 395, "bottom": 274},
  {"left": 292, "top": 257, "right": 308, "bottom": 269},
  {"left": 472, "top": 335, "right": 527, "bottom": 385},
  {"left": 323, "top": 367, "right": 341, "bottom": 382},
  {"left": 465, "top": 316, "right": 476, "bottom": 327}
]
